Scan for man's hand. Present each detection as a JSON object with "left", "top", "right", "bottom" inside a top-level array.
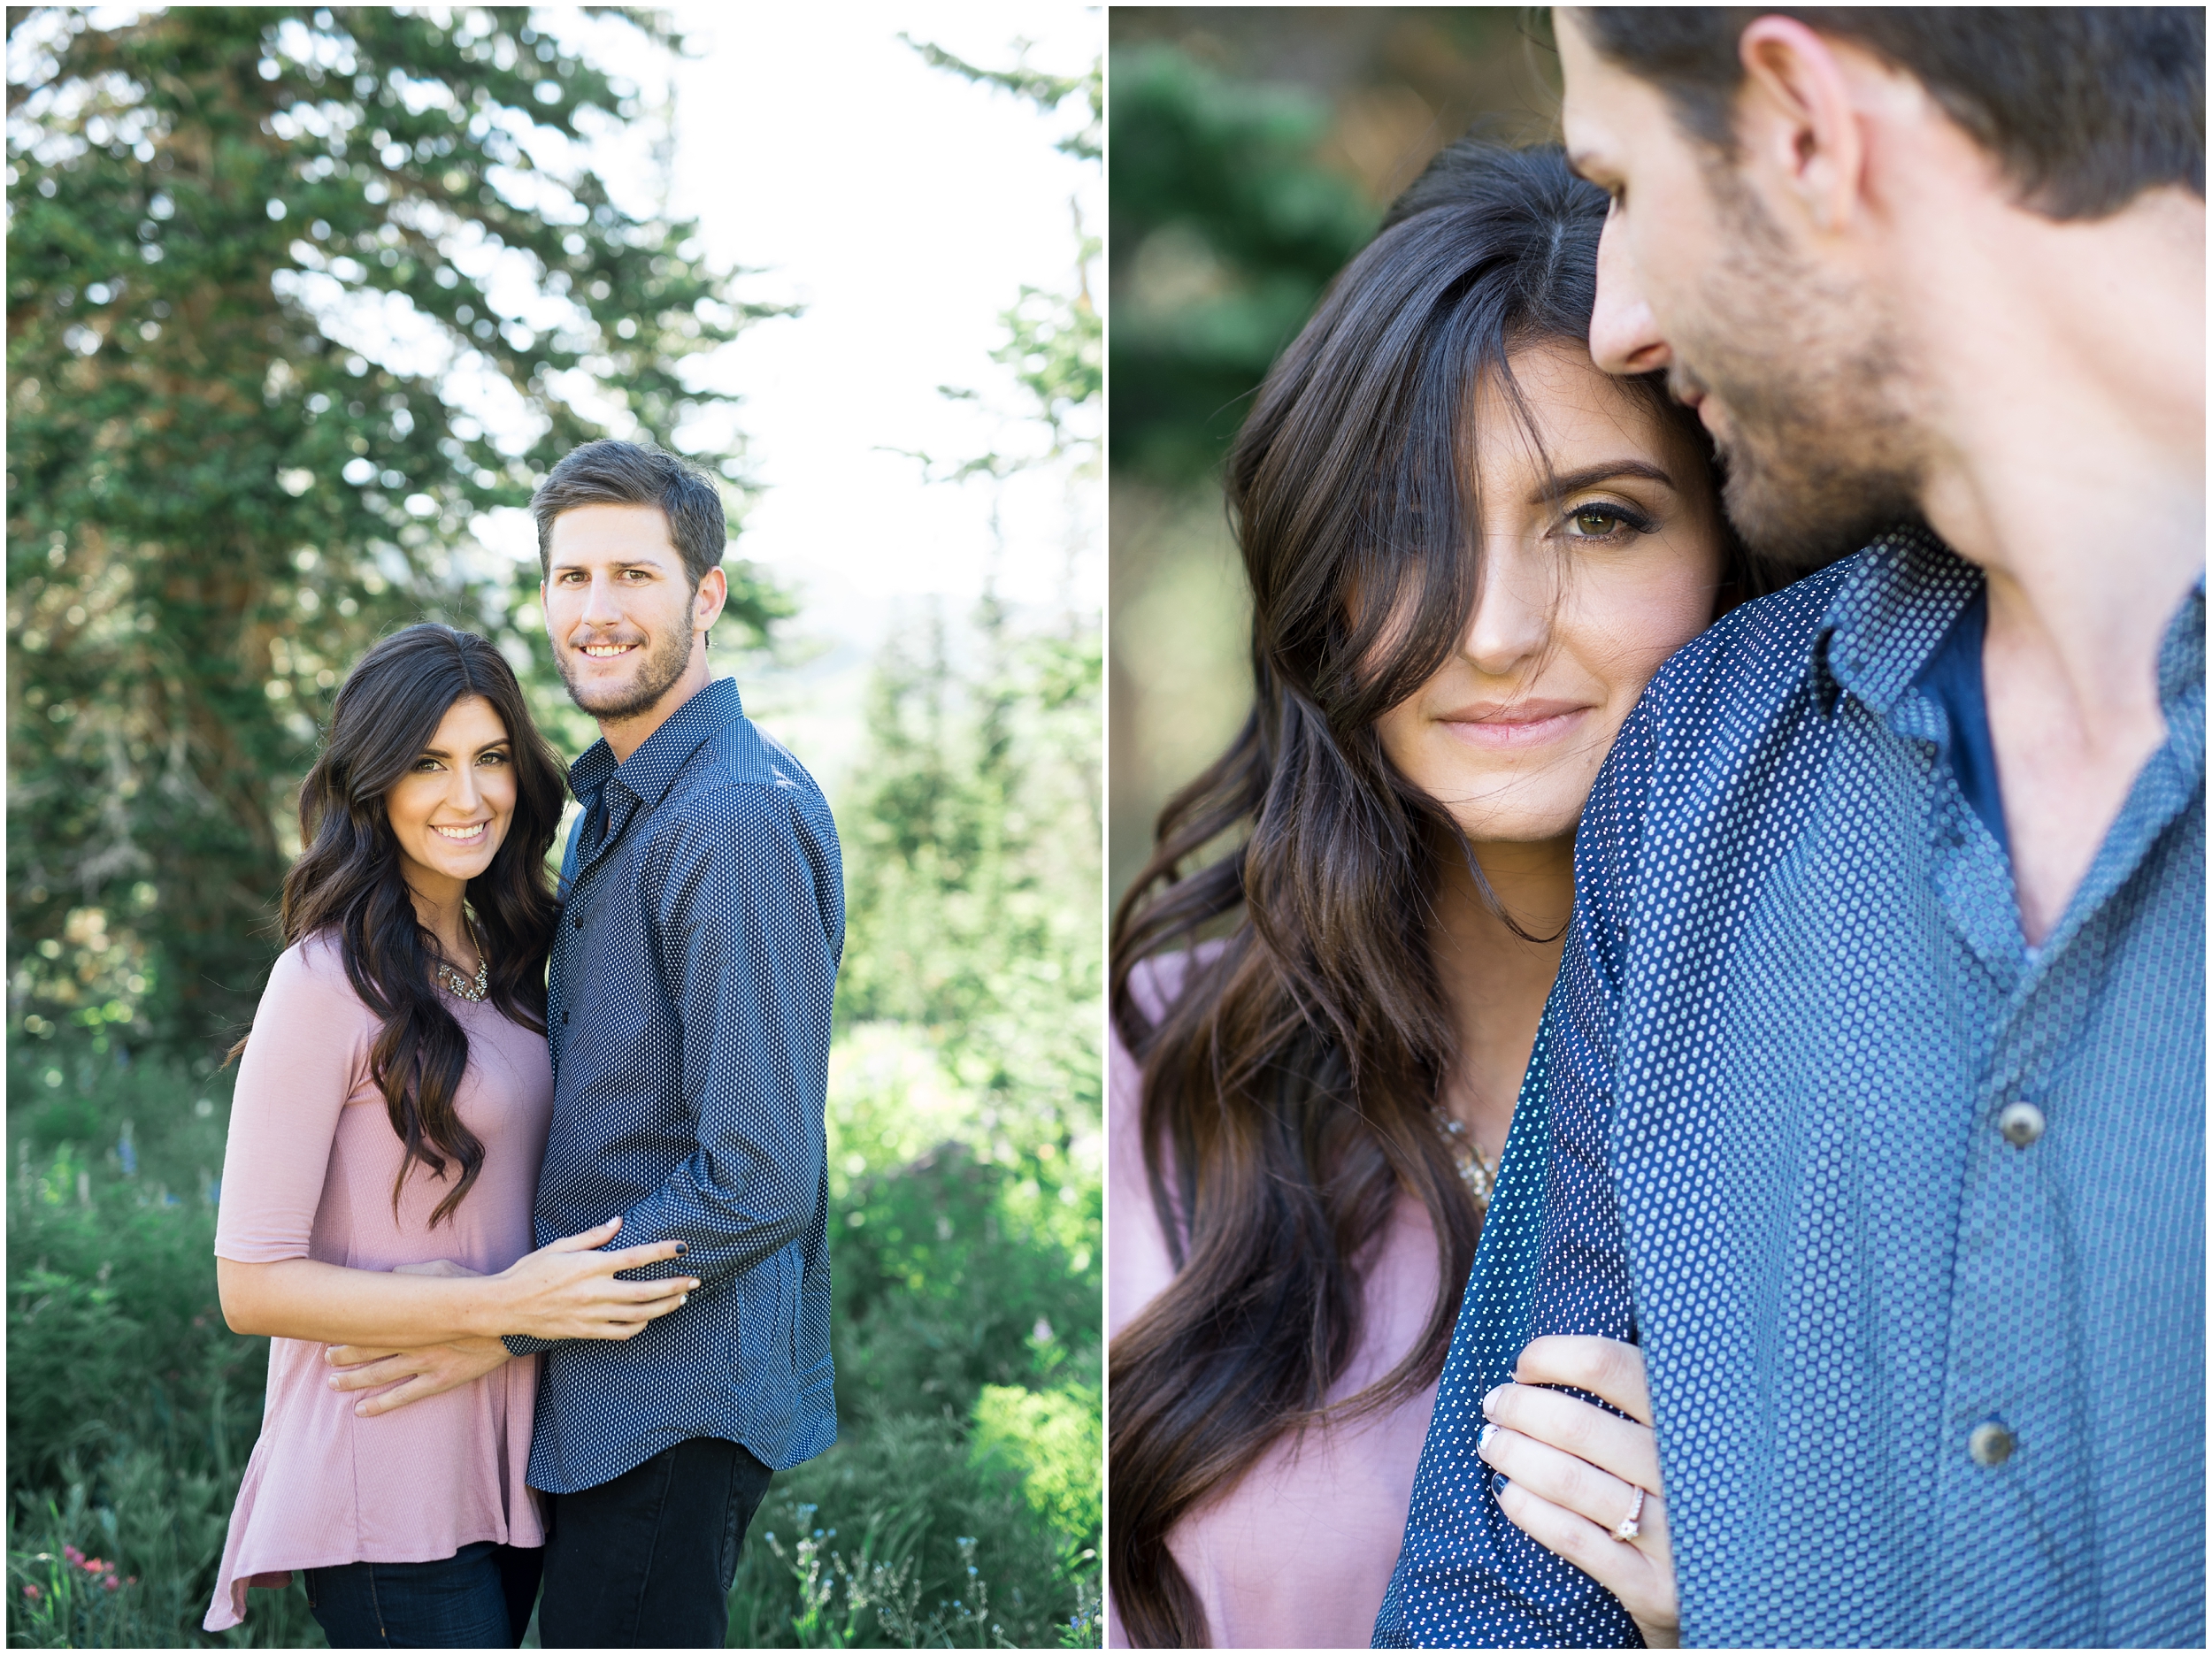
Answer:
[
  {"left": 325, "top": 1260, "right": 507, "bottom": 1418},
  {"left": 1478, "top": 1335, "right": 1679, "bottom": 1648},
  {"left": 326, "top": 1334, "right": 512, "bottom": 1416}
]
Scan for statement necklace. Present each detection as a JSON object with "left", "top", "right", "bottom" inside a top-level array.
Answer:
[
  {"left": 435, "top": 922, "right": 489, "bottom": 1004},
  {"left": 1434, "top": 1110, "right": 1498, "bottom": 1206}
]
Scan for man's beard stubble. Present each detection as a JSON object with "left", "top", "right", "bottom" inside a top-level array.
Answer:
[
  {"left": 1675, "top": 180, "right": 1927, "bottom": 571},
  {"left": 555, "top": 618, "right": 695, "bottom": 721}
]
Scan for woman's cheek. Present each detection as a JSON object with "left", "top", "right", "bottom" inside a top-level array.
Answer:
[{"left": 1580, "top": 552, "right": 1720, "bottom": 701}]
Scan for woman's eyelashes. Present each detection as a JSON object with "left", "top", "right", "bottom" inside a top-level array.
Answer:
[
  {"left": 410, "top": 747, "right": 511, "bottom": 773},
  {"left": 1557, "top": 498, "right": 1658, "bottom": 543}
]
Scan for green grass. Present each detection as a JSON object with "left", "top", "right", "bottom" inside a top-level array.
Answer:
[{"left": 6, "top": 1038, "right": 1101, "bottom": 1649}]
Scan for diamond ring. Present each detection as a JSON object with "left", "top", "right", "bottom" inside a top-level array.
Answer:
[{"left": 1612, "top": 1484, "right": 1645, "bottom": 1544}]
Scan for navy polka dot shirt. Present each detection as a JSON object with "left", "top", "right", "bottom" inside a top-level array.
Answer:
[
  {"left": 505, "top": 676, "right": 843, "bottom": 1496},
  {"left": 1377, "top": 530, "right": 2204, "bottom": 1646}
]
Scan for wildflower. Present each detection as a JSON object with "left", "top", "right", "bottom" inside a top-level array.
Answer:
[
  {"left": 62, "top": 1544, "right": 84, "bottom": 1567},
  {"left": 23, "top": 1584, "right": 42, "bottom": 1602},
  {"left": 102, "top": 1575, "right": 120, "bottom": 1592}
]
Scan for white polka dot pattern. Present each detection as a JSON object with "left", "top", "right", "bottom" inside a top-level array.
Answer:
[
  {"left": 1377, "top": 531, "right": 2205, "bottom": 1647},
  {"left": 507, "top": 676, "right": 844, "bottom": 1496}
]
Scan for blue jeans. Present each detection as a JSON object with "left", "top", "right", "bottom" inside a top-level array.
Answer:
[{"left": 303, "top": 1540, "right": 542, "bottom": 1648}]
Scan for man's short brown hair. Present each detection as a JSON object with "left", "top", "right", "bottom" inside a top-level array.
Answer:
[
  {"left": 529, "top": 438, "right": 727, "bottom": 589},
  {"left": 1577, "top": 7, "right": 2204, "bottom": 220}
]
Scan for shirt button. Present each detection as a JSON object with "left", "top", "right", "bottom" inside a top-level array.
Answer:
[
  {"left": 1997, "top": 1100, "right": 2046, "bottom": 1147},
  {"left": 572, "top": 913, "right": 584, "bottom": 931},
  {"left": 1968, "top": 1421, "right": 2016, "bottom": 1466},
  {"left": 562, "top": 1009, "right": 570, "bottom": 1025}
]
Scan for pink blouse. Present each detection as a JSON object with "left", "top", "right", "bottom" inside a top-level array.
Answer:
[
  {"left": 204, "top": 933, "right": 552, "bottom": 1632},
  {"left": 1107, "top": 954, "right": 1445, "bottom": 1649}
]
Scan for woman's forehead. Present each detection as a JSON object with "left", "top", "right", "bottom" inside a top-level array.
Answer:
[{"left": 1470, "top": 341, "right": 1689, "bottom": 483}]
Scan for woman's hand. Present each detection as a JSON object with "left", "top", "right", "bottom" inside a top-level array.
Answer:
[
  {"left": 488, "top": 1215, "right": 699, "bottom": 1343},
  {"left": 1478, "top": 1335, "right": 1680, "bottom": 1648}
]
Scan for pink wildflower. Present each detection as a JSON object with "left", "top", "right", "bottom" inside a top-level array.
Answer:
[
  {"left": 22, "top": 1583, "right": 42, "bottom": 1602},
  {"left": 61, "top": 1545, "right": 84, "bottom": 1567}
]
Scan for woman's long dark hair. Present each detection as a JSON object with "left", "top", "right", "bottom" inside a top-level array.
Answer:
[
  {"left": 1107, "top": 142, "right": 1756, "bottom": 1647},
  {"left": 243, "top": 623, "right": 565, "bottom": 1227}
]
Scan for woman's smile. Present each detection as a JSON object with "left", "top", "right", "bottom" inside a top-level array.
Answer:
[{"left": 1435, "top": 698, "right": 1595, "bottom": 751}]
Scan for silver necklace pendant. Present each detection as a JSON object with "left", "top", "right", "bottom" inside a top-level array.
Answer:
[
  {"left": 1435, "top": 1111, "right": 1497, "bottom": 1204},
  {"left": 436, "top": 918, "right": 489, "bottom": 1003},
  {"left": 437, "top": 955, "right": 488, "bottom": 1003}
]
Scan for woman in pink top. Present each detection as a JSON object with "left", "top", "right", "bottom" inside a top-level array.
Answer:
[
  {"left": 206, "top": 624, "right": 698, "bottom": 1645},
  {"left": 1107, "top": 142, "right": 1757, "bottom": 1647}
]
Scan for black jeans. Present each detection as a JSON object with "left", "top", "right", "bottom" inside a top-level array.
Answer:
[
  {"left": 537, "top": 1437, "right": 774, "bottom": 1648},
  {"left": 303, "top": 1540, "right": 541, "bottom": 1648}
]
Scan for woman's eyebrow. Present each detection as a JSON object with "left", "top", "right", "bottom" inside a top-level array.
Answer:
[
  {"left": 414, "top": 739, "right": 509, "bottom": 760},
  {"left": 1530, "top": 459, "right": 1677, "bottom": 503}
]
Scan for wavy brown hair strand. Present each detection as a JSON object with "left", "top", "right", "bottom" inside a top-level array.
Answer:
[
  {"left": 1107, "top": 142, "right": 1756, "bottom": 1648},
  {"left": 239, "top": 624, "right": 565, "bottom": 1228}
]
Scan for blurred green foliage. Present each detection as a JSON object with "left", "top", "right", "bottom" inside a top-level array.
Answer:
[
  {"left": 6, "top": 4, "right": 788, "bottom": 1058},
  {"left": 1107, "top": 44, "right": 1374, "bottom": 483}
]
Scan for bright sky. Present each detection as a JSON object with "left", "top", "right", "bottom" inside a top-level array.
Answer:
[{"left": 533, "top": 3, "right": 1102, "bottom": 783}]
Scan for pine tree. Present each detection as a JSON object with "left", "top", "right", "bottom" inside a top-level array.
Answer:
[{"left": 6, "top": 6, "right": 785, "bottom": 1055}]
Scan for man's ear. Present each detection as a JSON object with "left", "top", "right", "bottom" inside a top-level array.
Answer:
[
  {"left": 1734, "top": 15, "right": 1870, "bottom": 237},
  {"left": 694, "top": 564, "right": 729, "bottom": 635}
]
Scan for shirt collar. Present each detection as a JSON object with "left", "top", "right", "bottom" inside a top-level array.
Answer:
[
  {"left": 2156, "top": 572, "right": 2206, "bottom": 717},
  {"left": 1811, "top": 524, "right": 1983, "bottom": 720},
  {"left": 566, "top": 675, "right": 747, "bottom": 807}
]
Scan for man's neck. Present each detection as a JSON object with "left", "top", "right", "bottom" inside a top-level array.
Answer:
[
  {"left": 1893, "top": 184, "right": 2203, "bottom": 941},
  {"left": 599, "top": 651, "right": 715, "bottom": 764}
]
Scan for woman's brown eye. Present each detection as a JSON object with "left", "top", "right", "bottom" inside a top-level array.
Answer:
[{"left": 1573, "top": 509, "right": 1618, "bottom": 536}]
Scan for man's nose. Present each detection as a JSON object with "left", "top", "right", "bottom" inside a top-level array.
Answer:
[
  {"left": 578, "top": 572, "right": 625, "bottom": 625},
  {"left": 1587, "top": 211, "right": 1670, "bottom": 378}
]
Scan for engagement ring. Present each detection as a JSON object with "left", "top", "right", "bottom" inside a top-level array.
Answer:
[{"left": 1612, "top": 1484, "right": 1645, "bottom": 1544}]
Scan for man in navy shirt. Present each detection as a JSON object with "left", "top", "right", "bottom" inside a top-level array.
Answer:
[
  {"left": 512, "top": 439, "right": 842, "bottom": 1646},
  {"left": 1379, "top": 9, "right": 2202, "bottom": 1647}
]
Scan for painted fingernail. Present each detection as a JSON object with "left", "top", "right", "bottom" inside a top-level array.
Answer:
[
  {"left": 680, "top": 1294, "right": 689, "bottom": 1306},
  {"left": 1478, "top": 1423, "right": 1495, "bottom": 1454},
  {"left": 1482, "top": 1384, "right": 1509, "bottom": 1416}
]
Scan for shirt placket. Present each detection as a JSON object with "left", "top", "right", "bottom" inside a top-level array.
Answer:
[
  {"left": 1930, "top": 957, "right": 2100, "bottom": 1643},
  {"left": 1919, "top": 739, "right": 2177, "bottom": 1645}
]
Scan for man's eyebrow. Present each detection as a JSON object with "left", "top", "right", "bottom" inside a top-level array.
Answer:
[
  {"left": 1529, "top": 460, "right": 1677, "bottom": 504},
  {"left": 546, "top": 554, "right": 668, "bottom": 571}
]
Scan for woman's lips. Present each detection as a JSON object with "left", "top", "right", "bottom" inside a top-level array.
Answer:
[{"left": 1436, "top": 700, "right": 1594, "bottom": 751}]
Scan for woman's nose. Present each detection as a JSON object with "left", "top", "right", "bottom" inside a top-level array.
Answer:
[
  {"left": 1461, "top": 545, "right": 1551, "bottom": 677},
  {"left": 449, "top": 763, "right": 483, "bottom": 812}
]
